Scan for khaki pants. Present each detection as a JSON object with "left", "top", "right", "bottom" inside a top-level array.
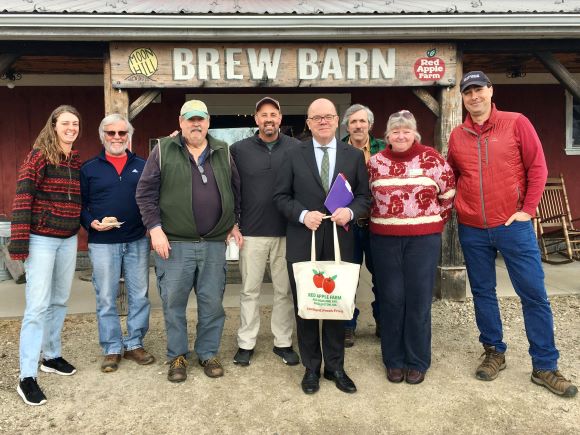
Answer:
[{"left": 237, "top": 237, "right": 294, "bottom": 349}]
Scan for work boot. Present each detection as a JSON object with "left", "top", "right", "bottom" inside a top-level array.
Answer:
[
  {"left": 123, "top": 348, "right": 155, "bottom": 365},
  {"left": 475, "top": 344, "right": 506, "bottom": 381},
  {"left": 101, "top": 354, "right": 121, "bottom": 373},
  {"left": 531, "top": 369, "right": 578, "bottom": 397}
]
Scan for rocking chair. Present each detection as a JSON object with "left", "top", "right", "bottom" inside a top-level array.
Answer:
[{"left": 535, "top": 173, "right": 580, "bottom": 264}]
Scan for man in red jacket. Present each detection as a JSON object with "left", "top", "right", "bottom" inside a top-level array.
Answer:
[{"left": 447, "top": 71, "right": 577, "bottom": 398}]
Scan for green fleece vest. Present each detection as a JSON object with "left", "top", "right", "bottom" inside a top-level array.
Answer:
[{"left": 158, "top": 134, "right": 234, "bottom": 241}]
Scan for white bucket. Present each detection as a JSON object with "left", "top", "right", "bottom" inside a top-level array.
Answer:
[{"left": 0, "top": 220, "right": 11, "bottom": 281}]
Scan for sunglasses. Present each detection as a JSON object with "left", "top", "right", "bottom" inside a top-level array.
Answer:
[
  {"left": 389, "top": 110, "right": 414, "bottom": 120},
  {"left": 197, "top": 164, "right": 207, "bottom": 184},
  {"left": 104, "top": 130, "right": 128, "bottom": 138}
]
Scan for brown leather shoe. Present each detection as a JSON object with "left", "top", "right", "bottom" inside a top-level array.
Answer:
[
  {"left": 406, "top": 369, "right": 426, "bottom": 385},
  {"left": 123, "top": 348, "right": 155, "bottom": 365},
  {"left": 199, "top": 357, "right": 224, "bottom": 378},
  {"left": 168, "top": 355, "right": 188, "bottom": 383},
  {"left": 386, "top": 367, "right": 405, "bottom": 383},
  {"left": 101, "top": 354, "right": 121, "bottom": 373}
]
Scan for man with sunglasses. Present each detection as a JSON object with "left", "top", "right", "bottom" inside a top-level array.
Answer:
[
  {"left": 340, "top": 104, "right": 386, "bottom": 347},
  {"left": 274, "top": 98, "right": 370, "bottom": 395},
  {"left": 81, "top": 114, "right": 154, "bottom": 373},
  {"left": 136, "top": 100, "right": 241, "bottom": 383},
  {"left": 448, "top": 71, "right": 577, "bottom": 398}
]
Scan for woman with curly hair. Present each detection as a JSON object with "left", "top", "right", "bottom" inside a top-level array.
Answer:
[
  {"left": 368, "top": 110, "right": 455, "bottom": 385},
  {"left": 9, "top": 105, "right": 82, "bottom": 406}
]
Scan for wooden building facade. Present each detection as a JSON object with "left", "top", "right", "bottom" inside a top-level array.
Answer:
[{"left": 1, "top": 1, "right": 580, "bottom": 299}]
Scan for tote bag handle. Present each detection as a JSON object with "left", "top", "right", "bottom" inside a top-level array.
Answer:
[{"left": 310, "top": 221, "right": 341, "bottom": 264}]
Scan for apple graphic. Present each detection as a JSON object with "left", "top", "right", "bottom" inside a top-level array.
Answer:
[
  {"left": 312, "top": 270, "right": 324, "bottom": 288},
  {"left": 322, "top": 276, "right": 337, "bottom": 294}
]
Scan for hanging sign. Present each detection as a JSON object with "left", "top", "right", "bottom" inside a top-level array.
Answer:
[{"left": 110, "top": 43, "right": 456, "bottom": 88}]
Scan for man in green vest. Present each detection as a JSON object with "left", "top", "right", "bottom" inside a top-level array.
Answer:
[
  {"left": 341, "top": 104, "right": 386, "bottom": 347},
  {"left": 136, "top": 99, "right": 242, "bottom": 383}
]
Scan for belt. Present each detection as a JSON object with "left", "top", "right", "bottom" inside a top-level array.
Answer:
[{"left": 355, "top": 217, "right": 369, "bottom": 228}]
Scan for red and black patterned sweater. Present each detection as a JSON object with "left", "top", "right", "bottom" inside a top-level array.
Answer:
[
  {"left": 368, "top": 142, "right": 456, "bottom": 237},
  {"left": 9, "top": 148, "right": 81, "bottom": 260}
]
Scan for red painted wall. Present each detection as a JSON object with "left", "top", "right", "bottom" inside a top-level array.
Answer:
[{"left": 1, "top": 84, "right": 578, "bottom": 252}]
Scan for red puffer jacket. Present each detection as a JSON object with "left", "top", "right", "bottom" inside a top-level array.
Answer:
[{"left": 447, "top": 105, "right": 547, "bottom": 229}]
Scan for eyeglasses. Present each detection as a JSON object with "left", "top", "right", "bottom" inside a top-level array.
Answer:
[
  {"left": 307, "top": 114, "right": 337, "bottom": 123},
  {"left": 197, "top": 164, "right": 207, "bottom": 184},
  {"left": 104, "top": 130, "right": 128, "bottom": 138},
  {"left": 389, "top": 110, "right": 414, "bottom": 120}
]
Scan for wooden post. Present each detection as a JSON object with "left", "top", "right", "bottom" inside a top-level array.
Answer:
[
  {"left": 434, "top": 49, "right": 466, "bottom": 301},
  {"left": 104, "top": 46, "right": 129, "bottom": 117}
]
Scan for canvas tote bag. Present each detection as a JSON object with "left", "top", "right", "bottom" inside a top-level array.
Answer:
[{"left": 293, "top": 222, "right": 359, "bottom": 320}]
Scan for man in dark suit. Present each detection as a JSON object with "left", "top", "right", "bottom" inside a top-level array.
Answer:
[{"left": 273, "top": 98, "right": 370, "bottom": 394}]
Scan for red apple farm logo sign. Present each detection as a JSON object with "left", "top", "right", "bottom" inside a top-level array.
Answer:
[
  {"left": 414, "top": 48, "right": 446, "bottom": 81},
  {"left": 307, "top": 269, "right": 343, "bottom": 311}
]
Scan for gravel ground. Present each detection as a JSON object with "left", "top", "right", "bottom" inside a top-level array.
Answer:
[{"left": 0, "top": 296, "right": 578, "bottom": 434}]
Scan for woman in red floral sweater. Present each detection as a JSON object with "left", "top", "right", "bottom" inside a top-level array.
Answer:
[
  {"left": 9, "top": 105, "right": 82, "bottom": 406},
  {"left": 368, "top": 110, "right": 455, "bottom": 385}
]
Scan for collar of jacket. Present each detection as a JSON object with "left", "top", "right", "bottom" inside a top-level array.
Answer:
[
  {"left": 97, "top": 148, "right": 135, "bottom": 161},
  {"left": 463, "top": 103, "right": 498, "bottom": 134},
  {"left": 176, "top": 132, "right": 227, "bottom": 153},
  {"left": 341, "top": 133, "right": 384, "bottom": 152}
]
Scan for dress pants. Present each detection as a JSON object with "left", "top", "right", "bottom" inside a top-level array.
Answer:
[{"left": 287, "top": 228, "right": 345, "bottom": 373}]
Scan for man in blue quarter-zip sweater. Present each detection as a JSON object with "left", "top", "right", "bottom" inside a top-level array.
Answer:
[{"left": 80, "top": 114, "right": 155, "bottom": 374}]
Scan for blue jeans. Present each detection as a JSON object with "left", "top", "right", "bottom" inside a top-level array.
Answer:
[
  {"left": 459, "top": 221, "right": 559, "bottom": 370},
  {"left": 89, "top": 237, "right": 150, "bottom": 355},
  {"left": 20, "top": 234, "right": 77, "bottom": 378},
  {"left": 345, "top": 223, "right": 379, "bottom": 330},
  {"left": 371, "top": 233, "right": 440, "bottom": 372},
  {"left": 155, "top": 240, "right": 226, "bottom": 361}
]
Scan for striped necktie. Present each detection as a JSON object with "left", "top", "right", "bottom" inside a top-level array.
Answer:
[{"left": 320, "top": 146, "right": 329, "bottom": 193}]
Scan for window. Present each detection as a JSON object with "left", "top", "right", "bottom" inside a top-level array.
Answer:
[{"left": 565, "top": 91, "right": 580, "bottom": 155}]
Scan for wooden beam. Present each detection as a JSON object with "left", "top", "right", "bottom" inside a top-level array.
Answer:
[
  {"left": 129, "top": 90, "right": 161, "bottom": 121},
  {"left": 0, "top": 53, "right": 19, "bottom": 75},
  {"left": 462, "top": 40, "right": 580, "bottom": 53},
  {"left": 434, "top": 48, "right": 466, "bottom": 301},
  {"left": 412, "top": 88, "right": 440, "bottom": 118},
  {"left": 103, "top": 48, "right": 129, "bottom": 118},
  {"left": 0, "top": 41, "right": 106, "bottom": 57},
  {"left": 535, "top": 51, "right": 580, "bottom": 101}
]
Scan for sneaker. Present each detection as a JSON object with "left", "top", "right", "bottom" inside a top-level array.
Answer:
[
  {"left": 101, "top": 354, "right": 121, "bottom": 373},
  {"left": 273, "top": 346, "right": 300, "bottom": 366},
  {"left": 531, "top": 369, "right": 578, "bottom": 397},
  {"left": 167, "top": 355, "right": 188, "bottom": 383},
  {"left": 344, "top": 328, "right": 355, "bottom": 348},
  {"left": 199, "top": 357, "right": 224, "bottom": 378},
  {"left": 17, "top": 377, "right": 47, "bottom": 406},
  {"left": 233, "top": 348, "right": 254, "bottom": 366},
  {"left": 475, "top": 345, "right": 506, "bottom": 381},
  {"left": 123, "top": 348, "right": 155, "bottom": 365},
  {"left": 40, "top": 356, "right": 77, "bottom": 376}
]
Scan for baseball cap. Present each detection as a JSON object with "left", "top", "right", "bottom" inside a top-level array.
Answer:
[
  {"left": 180, "top": 100, "right": 209, "bottom": 119},
  {"left": 460, "top": 71, "right": 492, "bottom": 92},
  {"left": 255, "top": 97, "right": 280, "bottom": 112}
]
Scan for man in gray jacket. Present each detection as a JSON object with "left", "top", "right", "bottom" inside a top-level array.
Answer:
[{"left": 230, "top": 97, "right": 300, "bottom": 367}]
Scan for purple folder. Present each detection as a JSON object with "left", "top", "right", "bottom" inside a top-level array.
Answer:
[{"left": 324, "top": 173, "right": 354, "bottom": 213}]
